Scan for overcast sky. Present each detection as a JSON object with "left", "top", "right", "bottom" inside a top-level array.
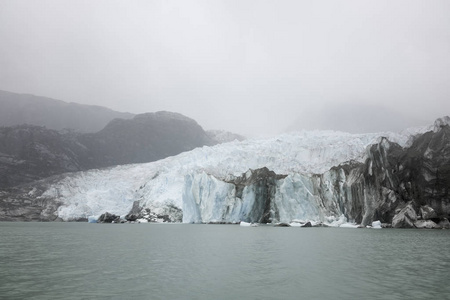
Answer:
[{"left": 1, "top": 0, "right": 449, "bottom": 136}]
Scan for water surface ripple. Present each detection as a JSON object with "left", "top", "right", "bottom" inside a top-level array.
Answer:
[{"left": 1, "top": 223, "right": 449, "bottom": 299}]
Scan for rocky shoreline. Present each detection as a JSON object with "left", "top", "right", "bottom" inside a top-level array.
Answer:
[{"left": 90, "top": 209, "right": 450, "bottom": 229}]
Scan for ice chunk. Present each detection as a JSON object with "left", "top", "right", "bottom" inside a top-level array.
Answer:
[
  {"left": 88, "top": 216, "right": 98, "bottom": 223},
  {"left": 339, "top": 223, "right": 359, "bottom": 228},
  {"left": 371, "top": 220, "right": 382, "bottom": 229},
  {"left": 327, "top": 214, "right": 348, "bottom": 227}
]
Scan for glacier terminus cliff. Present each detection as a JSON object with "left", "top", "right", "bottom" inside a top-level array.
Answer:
[{"left": 1, "top": 117, "right": 449, "bottom": 228}]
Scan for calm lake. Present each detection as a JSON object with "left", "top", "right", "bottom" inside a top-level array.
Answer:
[{"left": 1, "top": 222, "right": 449, "bottom": 300}]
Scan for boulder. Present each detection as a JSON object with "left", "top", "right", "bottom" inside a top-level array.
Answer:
[
  {"left": 125, "top": 213, "right": 139, "bottom": 222},
  {"left": 274, "top": 223, "right": 291, "bottom": 227},
  {"left": 98, "top": 212, "right": 119, "bottom": 223},
  {"left": 392, "top": 204, "right": 417, "bottom": 228},
  {"left": 125, "top": 200, "right": 142, "bottom": 221},
  {"left": 313, "top": 222, "right": 329, "bottom": 227},
  {"left": 438, "top": 218, "right": 450, "bottom": 229},
  {"left": 420, "top": 205, "right": 438, "bottom": 220},
  {"left": 414, "top": 220, "right": 439, "bottom": 229},
  {"left": 301, "top": 221, "right": 312, "bottom": 227}
]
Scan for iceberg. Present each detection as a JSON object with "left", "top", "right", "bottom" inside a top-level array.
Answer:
[
  {"left": 371, "top": 220, "right": 382, "bottom": 229},
  {"left": 339, "top": 223, "right": 359, "bottom": 228},
  {"left": 88, "top": 216, "right": 98, "bottom": 223}
]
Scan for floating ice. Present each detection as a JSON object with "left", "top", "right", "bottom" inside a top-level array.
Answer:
[
  {"left": 88, "top": 216, "right": 98, "bottom": 223},
  {"left": 339, "top": 223, "right": 359, "bottom": 228},
  {"left": 371, "top": 220, "right": 382, "bottom": 229}
]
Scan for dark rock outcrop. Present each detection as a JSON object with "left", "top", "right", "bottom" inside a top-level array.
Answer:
[
  {"left": 392, "top": 203, "right": 417, "bottom": 228},
  {"left": 125, "top": 201, "right": 142, "bottom": 221},
  {"left": 438, "top": 218, "right": 450, "bottom": 229},
  {"left": 313, "top": 122, "right": 450, "bottom": 227},
  {"left": 98, "top": 212, "right": 121, "bottom": 223},
  {"left": 124, "top": 204, "right": 183, "bottom": 223},
  {"left": 420, "top": 205, "right": 438, "bottom": 220},
  {"left": 225, "top": 167, "right": 287, "bottom": 223},
  {"left": 413, "top": 220, "right": 439, "bottom": 229},
  {"left": 301, "top": 221, "right": 312, "bottom": 227},
  {"left": 274, "top": 223, "right": 291, "bottom": 227}
]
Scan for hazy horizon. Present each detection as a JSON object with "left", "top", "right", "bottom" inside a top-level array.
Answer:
[{"left": 1, "top": 1, "right": 449, "bottom": 136}]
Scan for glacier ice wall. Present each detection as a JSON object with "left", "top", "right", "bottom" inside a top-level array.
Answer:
[
  {"left": 14, "top": 122, "right": 446, "bottom": 223},
  {"left": 181, "top": 166, "right": 364, "bottom": 224},
  {"left": 182, "top": 125, "right": 450, "bottom": 226},
  {"left": 41, "top": 130, "right": 407, "bottom": 220}
]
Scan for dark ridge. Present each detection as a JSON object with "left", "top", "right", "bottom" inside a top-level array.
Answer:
[
  {"left": 0, "top": 111, "right": 215, "bottom": 189},
  {"left": 0, "top": 90, "right": 134, "bottom": 132}
]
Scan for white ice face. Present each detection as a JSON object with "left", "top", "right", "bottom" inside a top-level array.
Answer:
[{"left": 42, "top": 126, "right": 428, "bottom": 222}]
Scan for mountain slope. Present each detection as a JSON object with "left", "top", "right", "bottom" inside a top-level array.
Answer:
[
  {"left": 79, "top": 111, "right": 214, "bottom": 167},
  {"left": 0, "top": 90, "right": 134, "bottom": 132},
  {"left": 0, "top": 112, "right": 215, "bottom": 189},
  {"left": 0, "top": 125, "right": 90, "bottom": 188}
]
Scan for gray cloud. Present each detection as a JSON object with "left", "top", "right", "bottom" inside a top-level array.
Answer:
[{"left": 1, "top": 0, "right": 449, "bottom": 136}]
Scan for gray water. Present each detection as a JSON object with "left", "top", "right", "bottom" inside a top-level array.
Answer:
[{"left": 0, "top": 223, "right": 449, "bottom": 300}]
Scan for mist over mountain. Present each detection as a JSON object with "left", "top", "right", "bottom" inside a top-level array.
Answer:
[
  {"left": 205, "top": 130, "right": 246, "bottom": 143},
  {"left": 0, "top": 90, "right": 134, "bottom": 132},
  {"left": 0, "top": 112, "right": 215, "bottom": 189},
  {"left": 287, "top": 103, "right": 429, "bottom": 134},
  {"left": 79, "top": 112, "right": 214, "bottom": 167}
]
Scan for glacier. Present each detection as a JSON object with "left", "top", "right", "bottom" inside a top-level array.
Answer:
[{"left": 34, "top": 124, "right": 437, "bottom": 225}]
